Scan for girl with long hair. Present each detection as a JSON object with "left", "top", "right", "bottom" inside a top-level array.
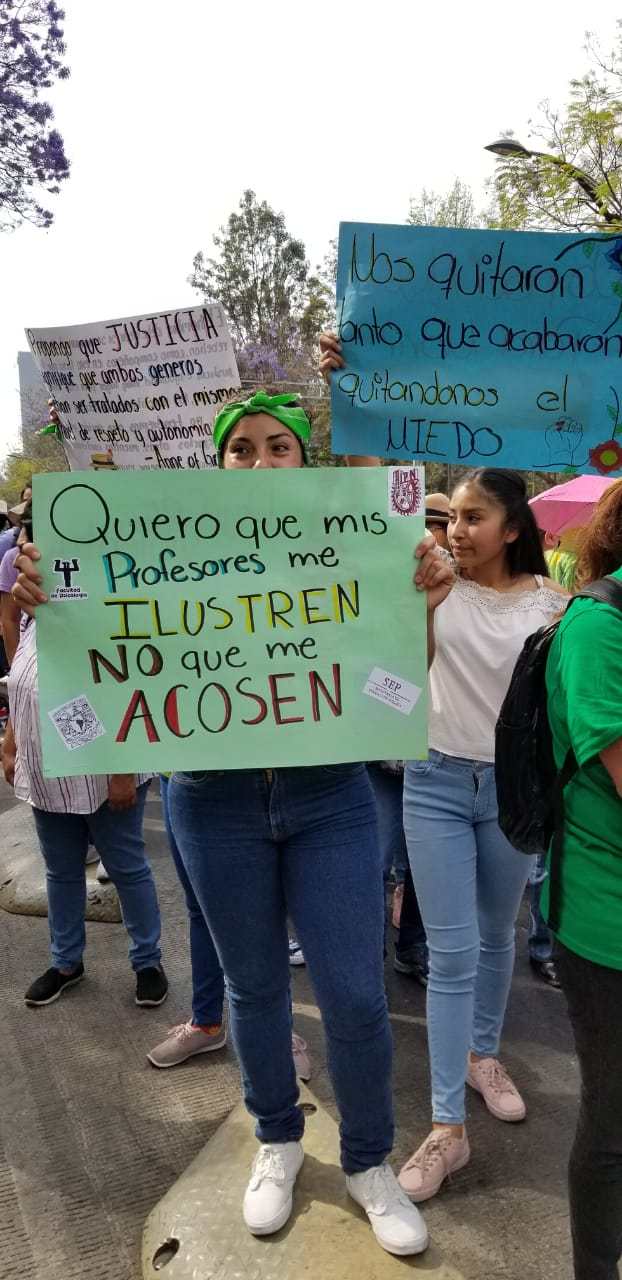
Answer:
[{"left": 397, "top": 467, "right": 568, "bottom": 1202}]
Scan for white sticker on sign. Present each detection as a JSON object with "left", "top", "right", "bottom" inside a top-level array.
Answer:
[
  {"left": 363, "top": 668, "right": 422, "bottom": 716},
  {"left": 49, "top": 696, "right": 106, "bottom": 751}
]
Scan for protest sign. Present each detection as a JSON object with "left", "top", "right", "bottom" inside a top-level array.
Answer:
[
  {"left": 33, "top": 466, "right": 428, "bottom": 775},
  {"left": 332, "top": 223, "right": 622, "bottom": 475},
  {"left": 26, "top": 304, "right": 240, "bottom": 471}
]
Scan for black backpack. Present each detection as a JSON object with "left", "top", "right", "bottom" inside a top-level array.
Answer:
[{"left": 495, "top": 575, "right": 622, "bottom": 933}]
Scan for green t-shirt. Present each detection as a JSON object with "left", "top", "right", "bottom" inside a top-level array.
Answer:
[{"left": 543, "top": 567, "right": 622, "bottom": 968}]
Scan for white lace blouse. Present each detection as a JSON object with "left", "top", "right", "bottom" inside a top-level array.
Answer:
[{"left": 429, "top": 574, "right": 564, "bottom": 763}]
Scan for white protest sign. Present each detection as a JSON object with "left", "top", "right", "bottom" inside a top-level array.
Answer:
[{"left": 26, "top": 304, "right": 240, "bottom": 471}]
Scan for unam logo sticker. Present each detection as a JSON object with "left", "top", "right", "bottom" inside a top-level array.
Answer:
[
  {"left": 49, "top": 696, "right": 106, "bottom": 751},
  {"left": 388, "top": 467, "right": 423, "bottom": 517}
]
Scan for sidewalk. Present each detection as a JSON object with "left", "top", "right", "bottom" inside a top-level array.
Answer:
[{"left": 0, "top": 777, "right": 578, "bottom": 1280}]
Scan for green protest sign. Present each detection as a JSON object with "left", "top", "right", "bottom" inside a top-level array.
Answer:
[{"left": 33, "top": 466, "right": 428, "bottom": 775}]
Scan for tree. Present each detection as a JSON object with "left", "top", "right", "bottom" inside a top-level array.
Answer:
[
  {"left": 0, "top": 1, "right": 70, "bottom": 231},
  {"left": 408, "top": 178, "right": 480, "bottom": 228},
  {"left": 0, "top": 429, "right": 66, "bottom": 503},
  {"left": 190, "top": 190, "right": 314, "bottom": 365},
  {"left": 489, "top": 26, "right": 622, "bottom": 232}
]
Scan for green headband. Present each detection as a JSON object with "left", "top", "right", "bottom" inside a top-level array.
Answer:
[{"left": 212, "top": 391, "right": 312, "bottom": 456}]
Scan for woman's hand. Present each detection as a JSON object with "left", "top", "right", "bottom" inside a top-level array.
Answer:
[
  {"left": 319, "top": 332, "right": 344, "bottom": 381},
  {"left": 1, "top": 720, "right": 16, "bottom": 787},
  {"left": 12, "top": 543, "right": 47, "bottom": 616},
  {"left": 108, "top": 774, "right": 137, "bottom": 811},
  {"left": 414, "top": 534, "right": 455, "bottom": 612}
]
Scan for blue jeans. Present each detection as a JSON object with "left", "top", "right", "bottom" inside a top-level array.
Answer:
[
  {"left": 160, "top": 776, "right": 224, "bottom": 1026},
  {"left": 32, "top": 783, "right": 162, "bottom": 973},
  {"left": 169, "top": 764, "right": 393, "bottom": 1173},
  {"left": 528, "top": 853, "right": 554, "bottom": 963},
  {"left": 403, "top": 751, "right": 533, "bottom": 1125}
]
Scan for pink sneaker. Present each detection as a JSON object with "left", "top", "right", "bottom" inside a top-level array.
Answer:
[
  {"left": 467, "top": 1056, "right": 526, "bottom": 1122},
  {"left": 291, "top": 1033, "right": 311, "bottom": 1082},
  {"left": 392, "top": 883, "right": 404, "bottom": 929},
  {"left": 398, "top": 1128, "right": 470, "bottom": 1202}
]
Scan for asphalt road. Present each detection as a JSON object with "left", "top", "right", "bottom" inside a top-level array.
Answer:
[{"left": 0, "top": 773, "right": 583, "bottom": 1280}]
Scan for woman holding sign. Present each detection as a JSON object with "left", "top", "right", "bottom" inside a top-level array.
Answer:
[
  {"left": 321, "top": 334, "right": 568, "bottom": 1199},
  {"left": 12, "top": 391, "right": 452, "bottom": 1258}
]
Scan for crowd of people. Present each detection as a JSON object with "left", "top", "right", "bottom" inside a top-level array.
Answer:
[{"left": 0, "top": 338, "right": 620, "bottom": 1279}]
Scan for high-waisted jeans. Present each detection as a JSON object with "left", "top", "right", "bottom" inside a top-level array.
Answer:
[
  {"left": 168, "top": 763, "right": 393, "bottom": 1173},
  {"left": 403, "top": 750, "right": 533, "bottom": 1125}
]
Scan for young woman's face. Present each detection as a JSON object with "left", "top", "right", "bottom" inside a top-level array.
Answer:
[
  {"left": 448, "top": 481, "right": 517, "bottom": 570},
  {"left": 222, "top": 414, "right": 304, "bottom": 469}
]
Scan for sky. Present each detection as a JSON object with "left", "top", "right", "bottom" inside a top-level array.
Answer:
[{"left": 1, "top": 0, "right": 620, "bottom": 462}]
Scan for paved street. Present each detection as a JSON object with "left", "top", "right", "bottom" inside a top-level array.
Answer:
[{"left": 0, "top": 775, "right": 581, "bottom": 1280}]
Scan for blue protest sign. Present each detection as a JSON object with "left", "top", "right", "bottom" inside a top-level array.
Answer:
[{"left": 331, "top": 223, "right": 622, "bottom": 475}]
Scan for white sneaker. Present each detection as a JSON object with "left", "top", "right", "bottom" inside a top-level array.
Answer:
[
  {"left": 96, "top": 860, "right": 111, "bottom": 884},
  {"left": 346, "top": 1163, "right": 429, "bottom": 1256},
  {"left": 288, "top": 938, "right": 305, "bottom": 966},
  {"left": 243, "top": 1141, "right": 304, "bottom": 1235},
  {"left": 85, "top": 847, "right": 99, "bottom": 866},
  {"left": 291, "top": 1032, "right": 311, "bottom": 1082}
]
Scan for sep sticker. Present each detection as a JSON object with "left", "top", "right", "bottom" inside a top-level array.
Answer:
[
  {"left": 49, "top": 696, "right": 106, "bottom": 751},
  {"left": 363, "top": 668, "right": 422, "bottom": 715},
  {"left": 388, "top": 466, "right": 424, "bottom": 517}
]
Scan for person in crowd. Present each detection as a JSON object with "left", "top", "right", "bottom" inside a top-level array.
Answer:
[
  {"left": 367, "top": 760, "right": 429, "bottom": 985},
  {"left": 425, "top": 493, "right": 451, "bottom": 552},
  {"left": 13, "top": 392, "right": 452, "bottom": 1257},
  {"left": 0, "top": 486, "right": 32, "bottom": 665},
  {"left": 147, "top": 774, "right": 227, "bottom": 1066},
  {"left": 0, "top": 484, "right": 30, "bottom": 569},
  {"left": 397, "top": 468, "right": 568, "bottom": 1201},
  {"left": 147, "top": 776, "right": 312, "bottom": 1080},
  {"left": 3, "top": 504, "right": 168, "bottom": 1010},
  {"left": 543, "top": 479, "right": 622, "bottom": 1280},
  {"left": 545, "top": 526, "right": 580, "bottom": 592},
  {"left": 527, "top": 854, "right": 559, "bottom": 987}
]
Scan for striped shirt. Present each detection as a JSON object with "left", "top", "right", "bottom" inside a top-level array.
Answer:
[{"left": 8, "top": 619, "right": 151, "bottom": 813}]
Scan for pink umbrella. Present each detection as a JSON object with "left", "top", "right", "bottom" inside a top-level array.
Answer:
[{"left": 530, "top": 475, "right": 618, "bottom": 537}]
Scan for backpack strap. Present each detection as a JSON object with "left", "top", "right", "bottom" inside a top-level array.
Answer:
[
  {"left": 547, "top": 748, "right": 578, "bottom": 933},
  {"left": 574, "top": 576, "right": 622, "bottom": 610},
  {"left": 548, "top": 575, "right": 622, "bottom": 934}
]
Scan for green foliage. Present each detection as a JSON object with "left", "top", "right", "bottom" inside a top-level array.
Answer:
[
  {"left": 490, "top": 26, "right": 622, "bottom": 232},
  {"left": 0, "top": 432, "right": 67, "bottom": 503},
  {"left": 190, "top": 190, "right": 312, "bottom": 363},
  {"left": 408, "top": 179, "right": 481, "bottom": 228}
]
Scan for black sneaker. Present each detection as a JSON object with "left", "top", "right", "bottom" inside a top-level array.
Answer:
[
  {"left": 25, "top": 963, "right": 85, "bottom": 1006},
  {"left": 529, "top": 958, "right": 561, "bottom": 990},
  {"left": 135, "top": 966, "right": 168, "bottom": 1007},
  {"left": 394, "top": 948, "right": 429, "bottom": 987}
]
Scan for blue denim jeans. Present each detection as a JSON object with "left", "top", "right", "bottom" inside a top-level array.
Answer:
[
  {"left": 160, "top": 776, "right": 224, "bottom": 1026},
  {"left": 32, "top": 783, "right": 162, "bottom": 972},
  {"left": 403, "top": 751, "right": 533, "bottom": 1125},
  {"left": 169, "top": 763, "right": 393, "bottom": 1173},
  {"left": 528, "top": 853, "right": 554, "bottom": 963}
]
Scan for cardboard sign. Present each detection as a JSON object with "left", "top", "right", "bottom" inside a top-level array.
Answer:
[
  {"left": 332, "top": 223, "right": 622, "bottom": 475},
  {"left": 26, "top": 304, "right": 240, "bottom": 470},
  {"left": 34, "top": 466, "right": 428, "bottom": 774}
]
